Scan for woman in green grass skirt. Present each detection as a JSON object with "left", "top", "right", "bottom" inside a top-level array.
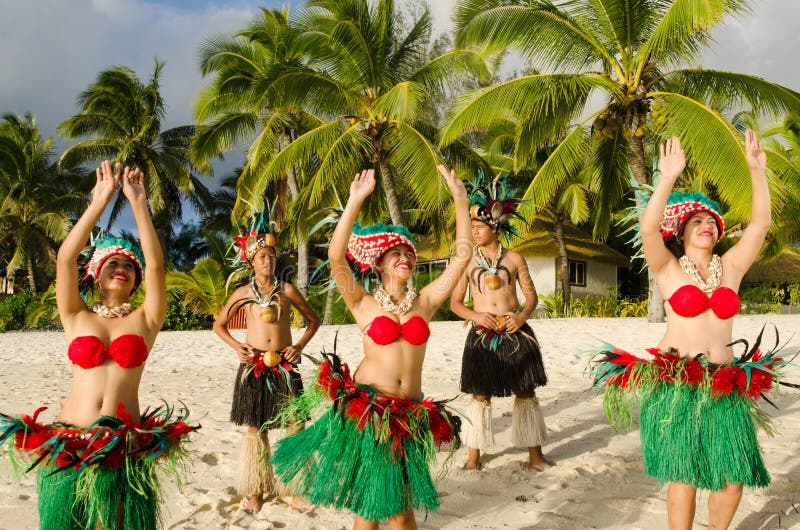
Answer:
[
  {"left": 0, "top": 161, "right": 197, "bottom": 529},
  {"left": 590, "top": 132, "right": 793, "bottom": 529},
  {"left": 271, "top": 166, "right": 471, "bottom": 529}
]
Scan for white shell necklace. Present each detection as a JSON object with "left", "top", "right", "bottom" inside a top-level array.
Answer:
[
  {"left": 475, "top": 244, "right": 503, "bottom": 273},
  {"left": 91, "top": 301, "right": 134, "bottom": 318},
  {"left": 374, "top": 285, "right": 418, "bottom": 315},
  {"left": 679, "top": 254, "right": 722, "bottom": 295}
]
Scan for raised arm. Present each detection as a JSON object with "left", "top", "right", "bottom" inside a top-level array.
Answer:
[
  {"left": 328, "top": 170, "right": 374, "bottom": 314},
  {"left": 723, "top": 129, "right": 771, "bottom": 280},
  {"left": 421, "top": 165, "right": 471, "bottom": 310},
  {"left": 122, "top": 166, "right": 166, "bottom": 330},
  {"left": 56, "top": 161, "right": 119, "bottom": 323},
  {"left": 641, "top": 137, "right": 685, "bottom": 275}
]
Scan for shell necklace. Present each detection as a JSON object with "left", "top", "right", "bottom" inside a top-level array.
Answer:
[
  {"left": 374, "top": 285, "right": 417, "bottom": 315},
  {"left": 475, "top": 244, "right": 504, "bottom": 290},
  {"left": 679, "top": 254, "right": 722, "bottom": 295},
  {"left": 251, "top": 277, "right": 282, "bottom": 323},
  {"left": 91, "top": 301, "right": 134, "bottom": 318}
]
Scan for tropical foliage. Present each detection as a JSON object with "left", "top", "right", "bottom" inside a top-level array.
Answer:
[
  {"left": 165, "top": 257, "right": 233, "bottom": 318},
  {"left": 58, "top": 60, "right": 209, "bottom": 234},
  {"left": 0, "top": 113, "right": 84, "bottom": 292},
  {"left": 445, "top": 0, "right": 800, "bottom": 320}
]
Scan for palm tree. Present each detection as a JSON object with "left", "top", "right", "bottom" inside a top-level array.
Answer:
[
  {"left": 165, "top": 257, "right": 233, "bottom": 318},
  {"left": 0, "top": 113, "right": 84, "bottom": 292},
  {"left": 193, "top": 8, "right": 329, "bottom": 296},
  {"left": 480, "top": 118, "right": 593, "bottom": 305},
  {"left": 58, "top": 59, "right": 209, "bottom": 236},
  {"left": 444, "top": 0, "right": 800, "bottom": 321},
  {"left": 258, "top": 0, "right": 492, "bottom": 229}
]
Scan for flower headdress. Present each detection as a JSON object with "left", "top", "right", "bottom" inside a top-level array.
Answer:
[
  {"left": 231, "top": 203, "right": 279, "bottom": 267},
  {"left": 79, "top": 235, "right": 145, "bottom": 298},
  {"left": 660, "top": 191, "right": 724, "bottom": 241},
  {"left": 346, "top": 222, "right": 416, "bottom": 273},
  {"left": 466, "top": 171, "right": 524, "bottom": 241}
]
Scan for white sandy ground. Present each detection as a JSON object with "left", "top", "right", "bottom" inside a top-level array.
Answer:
[{"left": 1, "top": 315, "right": 799, "bottom": 530}]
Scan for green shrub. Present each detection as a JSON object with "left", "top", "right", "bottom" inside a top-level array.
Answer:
[
  {"left": 163, "top": 302, "right": 208, "bottom": 331},
  {"left": 0, "top": 290, "right": 35, "bottom": 332}
]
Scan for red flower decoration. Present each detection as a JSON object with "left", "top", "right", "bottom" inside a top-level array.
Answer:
[
  {"left": 681, "top": 359, "right": 705, "bottom": 385},
  {"left": 711, "top": 367, "right": 739, "bottom": 397}
]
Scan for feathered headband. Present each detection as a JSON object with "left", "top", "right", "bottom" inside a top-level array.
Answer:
[
  {"left": 231, "top": 203, "right": 278, "bottom": 266},
  {"left": 466, "top": 172, "right": 524, "bottom": 240},
  {"left": 660, "top": 192, "right": 725, "bottom": 241},
  {"left": 79, "top": 236, "right": 145, "bottom": 297},
  {"left": 346, "top": 222, "right": 417, "bottom": 273}
]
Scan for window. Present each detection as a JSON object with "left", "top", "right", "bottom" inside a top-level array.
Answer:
[{"left": 568, "top": 260, "right": 586, "bottom": 286}]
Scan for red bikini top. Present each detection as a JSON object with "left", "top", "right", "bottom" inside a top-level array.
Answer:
[
  {"left": 366, "top": 315, "right": 431, "bottom": 346},
  {"left": 67, "top": 334, "right": 149, "bottom": 369},
  {"left": 667, "top": 285, "right": 741, "bottom": 320}
]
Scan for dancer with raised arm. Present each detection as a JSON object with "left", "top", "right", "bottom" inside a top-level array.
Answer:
[
  {"left": 271, "top": 166, "right": 471, "bottom": 530},
  {"left": 591, "top": 132, "right": 790, "bottom": 529},
  {"left": 450, "top": 175, "right": 550, "bottom": 471},
  {"left": 213, "top": 214, "right": 320, "bottom": 513},
  {"left": 0, "top": 161, "right": 197, "bottom": 529}
]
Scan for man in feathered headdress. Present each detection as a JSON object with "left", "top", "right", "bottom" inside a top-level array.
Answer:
[
  {"left": 213, "top": 208, "right": 320, "bottom": 513},
  {"left": 450, "top": 173, "right": 552, "bottom": 471}
]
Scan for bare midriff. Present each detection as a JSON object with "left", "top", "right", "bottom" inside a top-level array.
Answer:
[
  {"left": 353, "top": 336, "right": 426, "bottom": 401},
  {"left": 243, "top": 297, "right": 294, "bottom": 351},
  {"left": 59, "top": 364, "right": 144, "bottom": 427},
  {"left": 659, "top": 305, "right": 735, "bottom": 364}
]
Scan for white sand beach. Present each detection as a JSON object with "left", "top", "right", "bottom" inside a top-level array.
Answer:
[{"left": 1, "top": 315, "right": 799, "bottom": 529}]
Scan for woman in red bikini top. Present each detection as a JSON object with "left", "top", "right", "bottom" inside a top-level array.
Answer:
[
  {"left": 329, "top": 166, "right": 472, "bottom": 403},
  {"left": 56, "top": 160, "right": 166, "bottom": 429},
  {"left": 639, "top": 131, "right": 771, "bottom": 529}
]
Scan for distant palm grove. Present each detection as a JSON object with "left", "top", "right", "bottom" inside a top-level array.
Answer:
[{"left": 2, "top": 0, "right": 800, "bottom": 331}]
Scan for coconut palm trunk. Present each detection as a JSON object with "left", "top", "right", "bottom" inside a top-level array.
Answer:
[
  {"left": 553, "top": 215, "right": 571, "bottom": 309},
  {"left": 378, "top": 159, "right": 404, "bottom": 226},
  {"left": 26, "top": 255, "right": 37, "bottom": 294},
  {"left": 285, "top": 160, "right": 309, "bottom": 297},
  {"left": 629, "top": 130, "right": 666, "bottom": 323},
  {"left": 322, "top": 288, "right": 334, "bottom": 325}
]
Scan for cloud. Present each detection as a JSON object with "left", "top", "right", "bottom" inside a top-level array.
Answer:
[{"left": 0, "top": 0, "right": 260, "bottom": 143}]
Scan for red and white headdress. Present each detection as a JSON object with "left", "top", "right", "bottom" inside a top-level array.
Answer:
[
  {"left": 660, "top": 192, "right": 724, "bottom": 241},
  {"left": 346, "top": 223, "right": 417, "bottom": 272}
]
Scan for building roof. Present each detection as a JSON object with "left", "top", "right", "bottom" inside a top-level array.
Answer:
[
  {"left": 744, "top": 248, "right": 800, "bottom": 283},
  {"left": 418, "top": 217, "right": 629, "bottom": 267}
]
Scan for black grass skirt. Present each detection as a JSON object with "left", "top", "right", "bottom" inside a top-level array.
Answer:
[
  {"left": 460, "top": 323, "right": 547, "bottom": 397},
  {"left": 230, "top": 357, "right": 303, "bottom": 428}
]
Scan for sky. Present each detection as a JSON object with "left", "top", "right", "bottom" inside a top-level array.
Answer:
[{"left": 1, "top": 0, "right": 799, "bottom": 214}]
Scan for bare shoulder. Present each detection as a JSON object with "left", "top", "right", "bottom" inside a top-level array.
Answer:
[{"left": 503, "top": 249, "right": 527, "bottom": 268}]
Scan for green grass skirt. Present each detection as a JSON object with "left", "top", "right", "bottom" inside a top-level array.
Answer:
[
  {"left": 272, "top": 406, "right": 440, "bottom": 521},
  {"left": 640, "top": 383, "right": 770, "bottom": 490},
  {"left": 270, "top": 355, "right": 460, "bottom": 522},
  {"left": 37, "top": 460, "right": 159, "bottom": 530}
]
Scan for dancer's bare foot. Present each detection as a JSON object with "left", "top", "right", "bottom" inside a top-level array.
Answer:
[
  {"left": 291, "top": 495, "right": 311, "bottom": 509},
  {"left": 462, "top": 459, "right": 483, "bottom": 470},
  {"left": 243, "top": 494, "right": 263, "bottom": 514},
  {"left": 524, "top": 457, "right": 555, "bottom": 471}
]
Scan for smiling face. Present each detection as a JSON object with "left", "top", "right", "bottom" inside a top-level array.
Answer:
[
  {"left": 376, "top": 244, "right": 416, "bottom": 282},
  {"left": 250, "top": 246, "right": 277, "bottom": 279},
  {"left": 680, "top": 211, "right": 720, "bottom": 250},
  {"left": 97, "top": 255, "right": 139, "bottom": 297},
  {"left": 471, "top": 220, "right": 498, "bottom": 246}
]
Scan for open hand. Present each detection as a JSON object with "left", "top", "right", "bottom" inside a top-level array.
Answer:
[
  {"left": 437, "top": 164, "right": 467, "bottom": 200},
  {"left": 121, "top": 166, "right": 147, "bottom": 203},
  {"left": 745, "top": 129, "right": 766, "bottom": 172},
  {"left": 349, "top": 169, "right": 375, "bottom": 203},
  {"left": 659, "top": 137, "right": 686, "bottom": 184},
  {"left": 281, "top": 345, "right": 302, "bottom": 364},
  {"left": 92, "top": 160, "right": 120, "bottom": 205}
]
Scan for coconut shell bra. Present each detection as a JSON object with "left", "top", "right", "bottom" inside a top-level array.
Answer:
[
  {"left": 667, "top": 285, "right": 741, "bottom": 320},
  {"left": 68, "top": 334, "right": 149, "bottom": 369},
  {"left": 366, "top": 316, "right": 431, "bottom": 346}
]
